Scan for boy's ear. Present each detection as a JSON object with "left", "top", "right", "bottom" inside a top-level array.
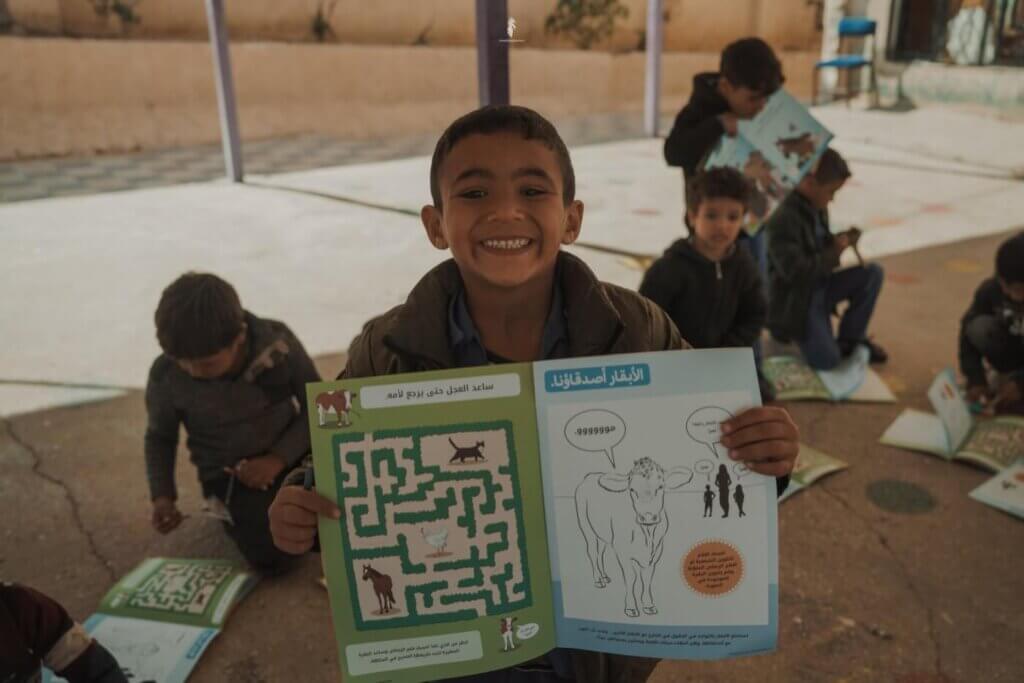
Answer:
[
  {"left": 421, "top": 205, "right": 449, "bottom": 250},
  {"left": 560, "top": 200, "right": 584, "bottom": 245}
]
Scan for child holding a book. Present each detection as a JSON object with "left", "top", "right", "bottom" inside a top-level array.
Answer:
[
  {"left": 639, "top": 167, "right": 774, "bottom": 401},
  {"left": 960, "top": 231, "right": 1024, "bottom": 414},
  {"left": 764, "top": 148, "right": 888, "bottom": 370},
  {"left": 267, "top": 105, "right": 800, "bottom": 682},
  {"left": 144, "top": 272, "right": 321, "bottom": 576}
]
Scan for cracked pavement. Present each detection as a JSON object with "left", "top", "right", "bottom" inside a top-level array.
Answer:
[{"left": 1, "top": 236, "right": 1022, "bottom": 682}]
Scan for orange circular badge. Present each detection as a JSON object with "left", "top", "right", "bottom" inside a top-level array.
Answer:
[{"left": 682, "top": 540, "right": 744, "bottom": 597}]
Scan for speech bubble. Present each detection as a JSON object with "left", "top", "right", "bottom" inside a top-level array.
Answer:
[
  {"left": 686, "top": 407, "right": 733, "bottom": 459},
  {"left": 564, "top": 409, "right": 627, "bottom": 468},
  {"left": 516, "top": 623, "right": 539, "bottom": 640},
  {"left": 732, "top": 462, "right": 750, "bottom": 479},
  {"left": 694, "top": 459, "right": 715, "bottom": 482}
]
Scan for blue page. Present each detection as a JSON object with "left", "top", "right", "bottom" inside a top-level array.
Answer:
[{"left": 534, "top": 349, "right": 778, "bottom": 659}]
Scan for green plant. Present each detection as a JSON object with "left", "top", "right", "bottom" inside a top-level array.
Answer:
[
  {"left": 312, "top": 0, "right": 338, "bottom": 42},
  {"left": 544, "top": 0, "right": 630, "bottom": 50},
  {"left": 89, "top": 0, "right": 143, "bottom": 25}
]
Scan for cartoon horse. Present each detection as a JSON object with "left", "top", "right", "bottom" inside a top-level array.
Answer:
[
  {"left": 361, "top": 564, "right": 396, "bottom": 614},
  {"left": 316, "top": 389, "right": 357, "bottom": 427}
]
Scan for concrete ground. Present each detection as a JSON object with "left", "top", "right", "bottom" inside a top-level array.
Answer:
[{"left": 1, "top": 103, "right": 1023, "bottom": 682}]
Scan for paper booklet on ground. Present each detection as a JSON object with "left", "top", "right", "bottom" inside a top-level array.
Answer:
[
  {"left": 778, "top": 445, "right": 848, "bottom": 503},
  {"left": 44, "top": 558, "right": 257, "bottom": 683},
  {"left": 703, "top": 89, "right": 832, "bottom": 233},
  {"left": 969, "top": 459, "right": 1024, "bottom": 520},
  {"left": 309, "top": 348, "right": 779, "bottom": 683},
  {"left": 879, "top": 369, "right": 1024, "bottom": 472},
  {"left": 762, "top": 352, "right": 896, "bottom": 403}
]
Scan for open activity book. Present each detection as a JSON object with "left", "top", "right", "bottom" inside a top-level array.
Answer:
[
  {"left": 762, "top": 348, "right": 896, "bottom": 403},
  {"left": 880, "top": 369, "right": 1024, "bottom": 472},
  {"left": 309, "top": 349, "right": 779, "bottom": 683},
  {"left": 703, "top": 89, "right": 832, "bottom": 233},
  {"left": 45, "top": 558, "right": 257, "bottom": 683}
]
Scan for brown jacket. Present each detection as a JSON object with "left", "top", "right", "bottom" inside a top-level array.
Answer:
[{"left": 340, "top": 251, "right": 689, "bottom": 379}]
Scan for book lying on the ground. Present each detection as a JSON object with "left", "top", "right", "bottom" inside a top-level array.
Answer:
[
  {"left": 880, "top": 369, "right": 1024, "bottom": 472},
  {"left": 309, "top": 349, "right": 779, "bottom": 683},
  {"left": 703, "top": 89, "right": 832, "bottom": 233},
  {"left": 44, "top": 558, "right": 257, "bottom": 683},
  {"left": 778, "top": 445, "right": 848, "bottom": 503},
  {"left": 969, "top": 459, "right": 1024, "bottom": 520},
  {"left": 763, "top": 350, "right": 896, "bottom": 403}
]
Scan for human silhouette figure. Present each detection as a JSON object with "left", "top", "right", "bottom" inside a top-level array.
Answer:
[
  {"left": 735, "top": 484, "right": 746, "bottom": 517},
  {"left": 715, "top": 464, "right": 731, "bottom": 518},
  {"left": 703, "top": 485, "right": 715, "bottom": 517}
]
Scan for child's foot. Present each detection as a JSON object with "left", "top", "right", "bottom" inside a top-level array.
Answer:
[{"left": 839, "top": 338, "right": 888, "bottom": 364}]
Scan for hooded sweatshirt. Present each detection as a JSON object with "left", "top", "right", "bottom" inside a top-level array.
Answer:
[{"left": 663, "top": 73, "right": 731, "bottom": 183}]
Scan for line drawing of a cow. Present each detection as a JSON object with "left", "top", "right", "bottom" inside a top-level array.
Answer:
[
  {"left": 315, "top": 390, "right": 357, "bottom": 427},
  {"left": 575, "top": 457, "right": 693, "bottom": 617}
]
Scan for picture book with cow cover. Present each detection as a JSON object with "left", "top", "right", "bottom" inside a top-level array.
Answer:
[
  {"left": 308, "top": 348, "right": 779, "bottom": 683},
  {"left": 703, "top": 89, "right": 832, "bottom": 233}
]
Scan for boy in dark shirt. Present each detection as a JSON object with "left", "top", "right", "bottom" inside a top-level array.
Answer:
[
  {"left": 960, "top": 231, "right": 1024, "bottom": 413},
  {"left": 144, "top": 272, "right": 321, "bottom": 575},
  {"left": 764, "top": 149, "right": 887, "bottom": 370},
  {"left": 639, "top": 167, "right": 774, "bottom": 401}
]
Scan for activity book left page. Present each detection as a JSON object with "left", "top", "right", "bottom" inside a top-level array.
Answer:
[{"left": 309, "top": 365, "right": 556, "bottom": 683}]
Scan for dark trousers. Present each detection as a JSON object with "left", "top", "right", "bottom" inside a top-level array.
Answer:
[
  {"left": 965, "top": 315, "right": 1024, "bottom": 376},
  {"left": 739, "top": 231, "right": 768, "bottom": 368},
  {"left": 202, "top": 473, "right": 296, "bottom": 576},
  {"left": 798, "top": 264, "right": 885, "bottom": 370}
]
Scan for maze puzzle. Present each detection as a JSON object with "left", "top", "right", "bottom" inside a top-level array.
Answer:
[
  {"left": 331, "top": 421, "right": 532, "bottom": 630},
  {"left": 127, "top": 561, "right": 232, "bottom": 615}
]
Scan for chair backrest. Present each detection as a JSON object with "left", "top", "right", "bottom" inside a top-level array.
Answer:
[{"left": 838, "top": 17, "right": 877, "bottom": 37}]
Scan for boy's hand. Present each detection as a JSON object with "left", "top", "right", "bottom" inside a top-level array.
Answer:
[
  {"left": 269, "top": 486, "right": 342, "bottom": 555},
  {"left": 846, "top": 227, "right": 862, "bottom": 246},
  {"left": 986, "top": 380, "right": 1022, "bottom": 415},
  {"left": 965, "top": 384, "right": 990, "bottom": 404},
  {"left": 151, "top": 497, "right": 183, "bottom": 534},
  {"left": 225, "top": 453, "right": 286, "bottom": 491},
  {"left": 720, "top": 407, "right": 800, "bottom": 478},
  {"left": 834, "top": 233, "right": 851, "bottom": 252},
  {"left": 718, "top": 113, "right": 739, "bottom": 137}
]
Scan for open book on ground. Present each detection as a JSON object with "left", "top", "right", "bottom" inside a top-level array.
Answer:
[
  {"left": 880, "top": 369, "right": 1024, "bottom": 472},
  {"left": 778, "top": 445, "right": 848, "bottom": 503},
  {"left": 308, "top": 349, "right": 779, "bottom": 683},
  {"left": 969, "top": 459, "right": 1024, "bottom": 520},
  {"left": 703, "top": 89, "right": 832, "bottom": 233},
  {"left": 763, "top": 349, "right": 896, "bottom": 403},
  {"left": 45, "top": 558, "right": 257, "bottom": 683}
]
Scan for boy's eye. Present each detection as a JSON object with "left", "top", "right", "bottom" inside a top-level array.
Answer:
[
  {"left": 458, "top": 189, "right": 486, "bottom": 199},
  {"left": 522, "top": 187, "right": 548, "bottom": 197}
]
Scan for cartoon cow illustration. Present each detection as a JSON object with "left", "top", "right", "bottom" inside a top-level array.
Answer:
[
  {"left": 315, "top": 389, "right": 357, "bottom": 427},
  {"left": 574, "top": 457, "right": 693, "bottom": 617},
  {"left": 775, "top": 132, "right": 818, "bottom": 165}
]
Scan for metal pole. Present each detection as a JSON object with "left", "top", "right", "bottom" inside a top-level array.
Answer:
[
  {"left": 643, "top": 0, "right": 663, "bottom": 137},
  {"left": 204, "top": 0, "right": 243, "bottom": 182},
  {"left": 475, "top": 0, "right": 510, "bottom": 106}
]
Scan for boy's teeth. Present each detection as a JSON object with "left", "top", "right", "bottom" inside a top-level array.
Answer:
[{"left": 484, "top": 238, "right": 530, "bottom": 250}]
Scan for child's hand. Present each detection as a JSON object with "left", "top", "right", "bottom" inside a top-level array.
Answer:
[
  {"left": 718, "top": 113, "right": 739, "bottom": 137},
  {"left": 720, "top": 407, "right": 800, "bottom": 478},
  {"left": 269, "top": 486, "right": 341, "bottom": 555},
  {"left": 965, "top": 384, "right": 990, "bottom": 404},
  {"left": 846, "top": 227, "right": 862, "bottom": 246},
  {"left": 225, "top": 453, "right": 286, "bottom": 491},
  {"left": 834, "top": 233, "right": 851, "bottom": 252},
  {"left": 986, "top": 380, "right": 1022, "bottom": 415},
  {"left": 151, "top": 497, "right": 183, "bottom": 534}
]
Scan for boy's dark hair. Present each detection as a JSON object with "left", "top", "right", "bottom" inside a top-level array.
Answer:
[
  {"left": 811, "top": 148, "right": 852, "bottom": 185},
  {"left": 686, "top": 167, "right": 752, "bottom": 212},
  {"left": 155, "top": 272, "right": 245, "bottom": 359},
  {"left": 996, "top": 231, "right": 1024, "bottom": 283},
  {"left": 720, "top": 37, "right": 784, "bottom": 95},
  {"left": 429, "top": 105, "right": 575, "bottom": 210}
]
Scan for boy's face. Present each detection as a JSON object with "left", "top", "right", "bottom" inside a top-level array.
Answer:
[
  {"left": 687, "top": 197, "right": 745, "bottom": 256},
  {"left": 798, "top": 176, "right": 846, "bottom": 210},
  {"left": 998, "top": 277, "right": 1024, "bottom": 303},
  {"left": 422, "top": 132, "right": 583, "bottom": 292},
  {"left": 174, "top": 327, "right": 247, "bottom": 380},
  {"left": 719, "top": 78, "right": 769, "bottom": 119}
]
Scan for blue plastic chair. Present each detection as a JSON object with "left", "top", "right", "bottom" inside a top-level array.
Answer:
[{"left": 813, "top": 17, "right": 878, "bottom": 105}]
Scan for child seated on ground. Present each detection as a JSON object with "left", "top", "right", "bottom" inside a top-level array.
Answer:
[
  {"left": 267, "top": 105, "right": 800, "bottom": 682},
  {"left": 639, "top": 167, "right": 774, "bottom": 401},
  {"left": 144, "top": 272, "right": 321, "bottom": 575},
  {"left": 960, "top": 231, "right": 1024, "bottom": 413},
  {"left": 1, "top": 581, "right": 126, "bottom": 682},
  {"left": 764, "top": 148, "right": 887, "bottom": 371}
]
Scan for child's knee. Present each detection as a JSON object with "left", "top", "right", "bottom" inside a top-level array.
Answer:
[
  {"left": 804, "top": 345, "right": 841, "bottom": 370},
  {"left": 866, "top": 262, "right": 884, "bottom": 287}
]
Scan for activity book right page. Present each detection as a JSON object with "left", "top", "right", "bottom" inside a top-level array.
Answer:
[{"left": 535, "top": 349, "right": 778, "bottom": 660}]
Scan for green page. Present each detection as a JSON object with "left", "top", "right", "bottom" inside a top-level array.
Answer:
[
  {"left": 762, "top": 356, "right": 830, "bottom": 401},
  {"left": 958, "top": 417, "right": 1024, "bottom": 472},
  {"left": 778, "top": 445, "right": 848, "bottom": 502},
  {"left": 97, "top": 557, "right": 257, "bottom": 629},
  {"left": 309, "top": 365, "right": 556, "bottom": 682}
]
